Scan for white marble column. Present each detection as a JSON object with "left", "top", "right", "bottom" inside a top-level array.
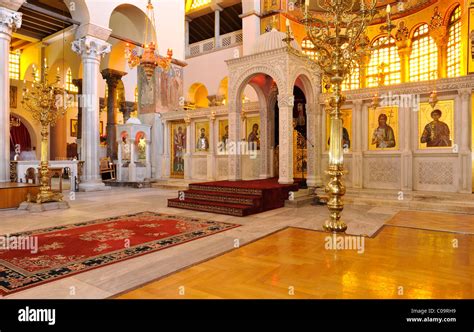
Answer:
[
  {"left": 72, "top": 36, "right": 111, "bottom": 191},
  {"left": 458, "top": 88, "right": 472, "bottom": 193},
  {"left": 213, "top": 5, "right": 222, "bottom": 49},
  {"left": 184, "top": 118, "right": 192, "bottom": 180},
  {"left": 145, "top": 138, "right": 151, "bottom": 179},
  {"left": 400, "top": 104, "right": 413, "bottom": 191},
  {"left": 0, "top": 7, "right": 21, "bottom": 182},
  {"left": 162, "top": 120, "right": 170, "bottom": 179},
  {"left": 228, "top": 101, "right": 242, "bottom": 181},
  {"left": 351, "top": 100, "right": 364, "bottom": 188},
  {"left": 278, "top": 94, "right": 294, "bottom": 184},
  {"left": 185, "top": 16, "right": 191, "bottom": 57},
  {"left": 241, "top": 0, "right": 260, "bottom": 56},
  {"left": 207, "top": 112, "right": 216, "bottom": 180},
  {"left": 259, "top": 105, "right": 269, "bottom": 178},
  {"left": 129, "top": 137, "right": 136, "bottom": 182}
]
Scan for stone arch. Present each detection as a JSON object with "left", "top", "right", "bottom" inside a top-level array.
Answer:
[
  {"left": 187, "top": 82, "right": 209, "bottom": 108},
  {"left": 63, "top": 0, "right": 90, "bottom": 24},
  {"left": 230, "top": 65, "right": 286, "bottom": 112},
  {"left": 10, "top": 112, "right": 38, "bottom": 156}
]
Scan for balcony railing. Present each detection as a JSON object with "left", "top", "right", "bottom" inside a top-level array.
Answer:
[{"left": 187, "top": 30, "right": 243, "bottom": 58}]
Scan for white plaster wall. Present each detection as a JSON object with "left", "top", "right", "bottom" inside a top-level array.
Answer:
[{"left": 184, "top": 45, "right": 242, "bottom": 98}]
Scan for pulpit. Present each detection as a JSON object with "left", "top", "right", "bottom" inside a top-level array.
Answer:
[{"left": 116, "top": 118, "right": 151, "bottom": 182}]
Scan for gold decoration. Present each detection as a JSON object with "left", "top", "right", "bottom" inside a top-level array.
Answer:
[
  {"left": 301, "top": 0, "right": 378, "bottom": 233},
  {"left": 21, "top": 61, "right": 70, "bottom": 204}
]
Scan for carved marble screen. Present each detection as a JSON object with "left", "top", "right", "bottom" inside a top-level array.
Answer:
[
  {"left": 418, "top": 100, "right": 454, "bottom": 149},
  {"left": 326, "top": 109, "right": 352, "bottom": 151},
  {"left": 368, "top": 106, "right": 399, "bottom": 151},
  {"left": 170, "top": 120, "right": 186, "bottom": 178}
]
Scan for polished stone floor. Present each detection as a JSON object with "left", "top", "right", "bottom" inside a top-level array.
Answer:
[{"left": 0, "top": 187, "right": 399, "bottom": 299}]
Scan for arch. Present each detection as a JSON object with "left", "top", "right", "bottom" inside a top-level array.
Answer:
[
  {"left": 409, "top": 22, "right": 430, "bottom": 39},
  {"left": 289, "top": 68, "right": 317, "bottom": 107},
  {"left": 64, "top": 0, "right": 90, "bottom": 23},
  {"left": 231, "top": 65, "right": 285, "bottom": 112},
  {"left": 444, "top": 3, "right": 462, "bottom": 26},
  {"left": 187, "top": 83, "right": 209, "bottom": 108},
  {"left": 10, "top": 112, "right": 38, "bottom": 156},
  {"left": 217, "top": 77, "right": 228, "bottom": 102}
]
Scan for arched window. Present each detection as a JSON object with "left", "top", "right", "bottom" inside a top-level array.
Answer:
[
  {"left": 409, "top": 24, "right": 438, "bottom": 82},
  {"left": 65, "top": 68, "right": 78, "bottom": 93},
  {"left": 9, "top": 51, "right": 20, "bottom": 80},
  {"left": 302, "top": 38, "right": 317, "bottom": 61},
  {"left": 367, "top": 36, "right": 401, "bottom": 87},
  {"left": 447, "top": 5, "right": 461, "bottom": 78},
  {"left": 342, "top": 64, "right": 360, "bottom": 91}
]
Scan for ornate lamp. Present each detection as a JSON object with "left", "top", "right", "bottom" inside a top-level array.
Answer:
[
  {"left": 21, "top": 60, "right": 70, "bottom": 204},
  {"left": 301, "top": 0, "right": 378, "bottom": 232},
  {"left": 10, "top": 115, "right": 21, "bottom": 127},
  {"left": 124, "top": 0, "right": 173, "bottom": 81}
]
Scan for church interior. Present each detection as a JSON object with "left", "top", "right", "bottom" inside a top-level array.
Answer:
[{"left": 0, "top": 0, "right": 474, "bottom": 305}]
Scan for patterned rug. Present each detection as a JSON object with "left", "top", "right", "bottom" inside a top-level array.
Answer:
[{"left": 0, "top": 212, "right": 239, "bottom": 295}]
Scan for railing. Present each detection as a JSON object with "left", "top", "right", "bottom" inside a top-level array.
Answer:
[{"left": 187, "top": 30, "right": 243, "bottom": 58}]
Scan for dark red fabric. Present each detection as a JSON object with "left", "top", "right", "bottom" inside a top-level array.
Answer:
[{"left": 10, "top": 122, "right": 32, "bottom": 151}]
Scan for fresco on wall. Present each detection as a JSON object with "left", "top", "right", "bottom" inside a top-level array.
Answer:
[
  {"left": 368, "top": 107, "right": 399, "bottom": 151},
  {"left": 326, "top": 109, "right": 352, "bottom": 151},
  {"left": 418, "top": 100, "right": 454, "bottom": 149},
  {"left": 170, "top": 120, "right": 186, "bottom": 178}
]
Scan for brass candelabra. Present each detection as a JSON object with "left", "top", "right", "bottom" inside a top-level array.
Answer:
[
  {"left": 301, "top": 0, "right": 378, "bottom": 232},
  {"left": 21, "top": 63, "right": 70, "bottom": 204}
]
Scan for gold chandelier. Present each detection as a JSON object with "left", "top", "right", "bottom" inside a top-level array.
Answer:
[
  {"left": 124, "top": 0, "right": 173, "bottom": 81},
  {"left": 301, "top": 0, "right": 378, "bottom": 233},
  {"left": 21, "top": 60, "right": 70, "bottom": 204}
]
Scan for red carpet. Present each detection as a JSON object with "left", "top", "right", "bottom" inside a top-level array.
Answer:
[
  {"left": 0, "top": 212, "right": 239, "bottom": 295},
  {"left": 168, "top": 178, "right": 300, "bottom": 216}
]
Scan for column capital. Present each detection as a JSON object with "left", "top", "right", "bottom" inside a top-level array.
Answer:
[
  {"left": 352, "top": 99, "right": 364, "bottom": 108},
  {"left": 72, "top": 36, "right": 111, "bottom": 59},
  {"left": 277, "top": 94, "right": 294, "bottom": 108},
  {"left": 458, "top": 88, "right": 472, "bottom": 99},
  {"left": 0, "top": 7, "right": 22, "bottom": 36},
  {"left": 101, "top": 68, "right": 127, "bottom": 88}
]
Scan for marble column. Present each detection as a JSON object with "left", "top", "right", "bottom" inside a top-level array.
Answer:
[
  {"left": 228, "top": 100, "right": 242, "bottom": 181},
  {"left": 185, "top": 16, "right": 191, "bottom": 57},
  {"left": 207, "top": 112, "right": 216, "bottom": 180},
  {"left": 72, "top": 36, "right": 111, "bottom": 191},
  {"left": 162, "top": 120, "right": 170, "bottom": 179},
  {"left": 278, "top": 94, "right": 294, "bottom": 184},
  {"left": 184, "top": 117, "right": 192, "bottom": 180},
  {"left": 72, "top": 78, "right": 83, "bottom": 159},
  {"left": 0, "top": 7, "right": 21, "bottom": 182},
  {"left": 458, "top": 88, "right": 472, "bottom": 193},
  {"left": 259, "top": 104, "right": 269, "bottom": 178},
  {"left": 400, "top": 103, "right": 413, "bottom": 191},
  {"left": 213, "top": 5, "right": 222, "bottom": 49},
  {"left": 119, "top": 101, "right": 136, "bottom": 124},
  {"left": 351, "top": 100, "right": 364, "bottom": 188},
  {"left": 101, "top": 68, "right": 127, "bottom": 161}
]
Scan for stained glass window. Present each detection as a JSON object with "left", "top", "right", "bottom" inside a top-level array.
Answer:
[
  {"left": 409, "top": 24, "right": 438, "bottom": 82},
  {"left": 447, "top": 5, "right": 461, "bottom": 78},
  {"left": 367, "top": 36, "right": 401, "bottom": 87}
]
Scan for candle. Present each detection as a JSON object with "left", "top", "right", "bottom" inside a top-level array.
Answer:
[
  {"left": 57, "top": 67, "right": 60, "bottom": 75},
  {"left": 305, "top": 0, "right": 309, "bottom": 12},
  {"left": 44, "top": 58, "right": 47, "bottom": 68},
  {"left": 286, "top": 18, "right": 290, "bottom": 28},
  {"left": 386, "top": 4, "right": 391, "bottom": 14}
]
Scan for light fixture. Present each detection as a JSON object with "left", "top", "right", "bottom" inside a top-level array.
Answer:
[
  {"left": 124, "top": 0, "right": 173, "bottom": 81},
  {"left": 21, "top": 58, "right": 70, "bottom": 204},
  {"left": 301, "top": 0, "right": 378, "bottom": 233}
]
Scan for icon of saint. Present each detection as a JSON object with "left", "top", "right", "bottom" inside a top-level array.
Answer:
[
  {"left": 371, "top": 113, "right": 396, "bottom": 148},
  {"left": 420, "top": 109, "right": 451, "bottom": 147}
]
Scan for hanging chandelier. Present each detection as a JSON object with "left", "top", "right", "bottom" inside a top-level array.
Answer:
[
  {"left": 124, "top": 0, "right": 173, "bottom": 81},
  {"left": 301, "top": 0, "right": 378, "bottom": 233}
]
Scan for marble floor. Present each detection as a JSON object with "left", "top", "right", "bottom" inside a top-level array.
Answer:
[{"left": 0, "top": 187, "right": 399, "bottom": 299}]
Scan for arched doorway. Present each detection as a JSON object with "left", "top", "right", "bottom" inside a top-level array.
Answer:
[{"left": 9, "top": 115, "right": 34, "bottom": 160}]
